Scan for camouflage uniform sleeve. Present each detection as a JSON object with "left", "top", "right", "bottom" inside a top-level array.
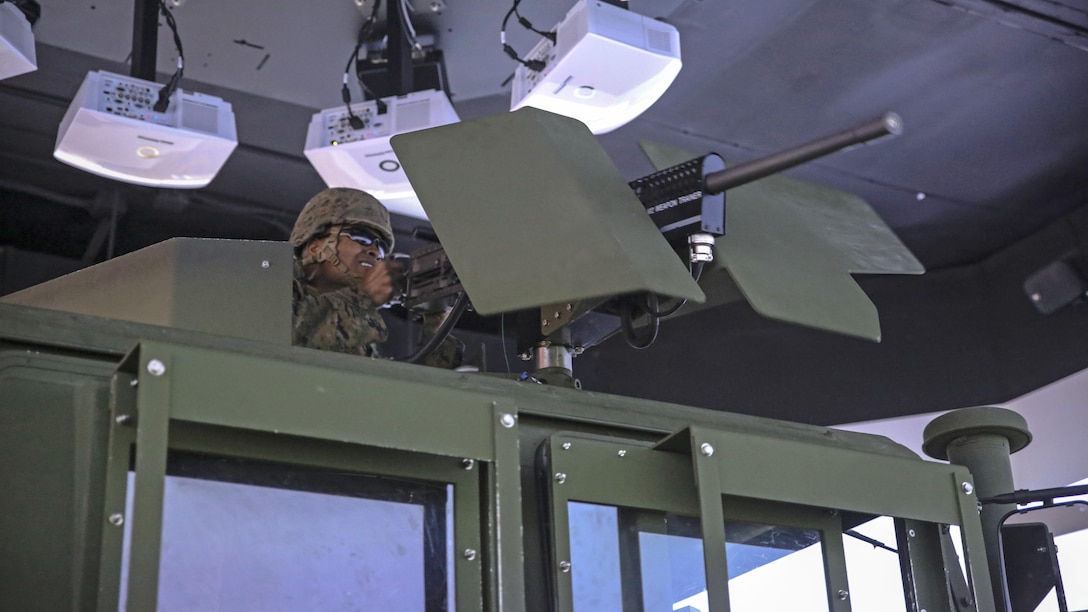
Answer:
[{"left": 292, "top": 261, "right": 388, "bottom": 356}]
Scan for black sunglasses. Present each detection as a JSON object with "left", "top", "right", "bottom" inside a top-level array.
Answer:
[{"left": 339, "top": 228, "right": 389, "bottom": 259}]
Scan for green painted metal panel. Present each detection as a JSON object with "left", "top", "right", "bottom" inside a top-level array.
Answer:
[
  {"left": 658, "top": 425, "right": 970, "bottom": 525},
  {"left": 543, "top": 434, "right": 706, "bottom": 612},
  {"left": 898, "top": 520, "right": 957, "bottom": 612},
  {"left": 694, "top": 439, "right": 732, "bottom": 612},
  {"left": 547, "top": 435, "right": 698, "bottom": 513},
  {"left": 0, "top": 300, "right": 1007, "bottom": 611},
  {"left": 110, "top": 341, "right": 524, "bottom": 611},
  {"left": 391, "top": 107, "right": 705, "bottom": 315},
  {"left": 544, "top": 435, "right": 866, "bottom": 612},
  {"left": 0, "top": 302, "right": 926, "bottom": 466},
  {"left": 488, "top": 400, "right": 526, "bottom": 611},
  {"left": 1, "top": 238, "right": 292, "bottom": 345},
  {"left": 127, "top": 348, "right": 172, "bottom": 612},
  {"left": 127, "top": 340, "right": 511, "bottom": 461},
  {"left": 0, "top": 351, "right": 112, "bottom": 612},
  {"left": 640, "top": 139, "right": 924, "bottom": 341}
]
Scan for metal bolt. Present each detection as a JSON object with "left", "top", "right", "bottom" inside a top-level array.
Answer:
[
  {"left": 260, "top": 259, "right": 270, "bottom": 269},
  {"left": 1031, "top": 292, "right": 1042, "bottom": 302},
  {"left": 519, "top": 351, "right": 531, "bottom": 361},
  {"left": 908, "top": 529, "right": 916, "bottom": 538},
  {"left": 962, "top": 481, "right": 974, "bottom": 495},
  {"left": 108, "top": 513, "right": 125, "bottom": 526},
  {"left": 838, "top": 589, "right": 849, "bottom": 601},
  {"left": 499, "top": 413, "right": 516, "bottom": 428},
  {"left": 561, "top": 442, "right": 572, "bottom": 450},
  {"left": 554, "top": 472, "right": 567, "bottom": 484},
  {"left": 566, "top": 303, "right": 574, "bottom": 311},
  {"left": 559, "top": 560, "right": 571, "bottom": 573},
  {"left": 699, "top": 442, "right": 715, "bottom": 457},
  {"left": 542, "top": 319, "right": 549, "bottom": 327},
  {"left": 617, "top": 449, "right": 627, "bottom": 457},
  {"left": 463, "top": 549, "right": 477, "bottom": 561},
  {"left": 146, "top": 359, "right": 165, "bottom": 376},
  {"left": 462, "top": 458, "right": 475, "bottom": 470},
  {"left": 115, "top": 414, "right": 132, "bottom": 425},
  {"left": 129, "top": 379, "right": 138, "bottom": 387},
  {"left": 430, "top": 1, "right": 442, "bottom": 11}
]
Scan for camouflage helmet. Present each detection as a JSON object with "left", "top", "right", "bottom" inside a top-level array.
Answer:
[{"left": 289, "top": 187, "right": 394, "bottom": 251}]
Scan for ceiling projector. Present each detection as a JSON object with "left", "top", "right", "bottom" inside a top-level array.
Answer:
[
  {"left": 303, "top": 88, "right": 459, "bottom": 220},
  {"left": 510, "top": 0, "right": 681, "bottom": 134},
  {"left": 54, "top": 70, "right": 238, "bottom": 188},
  {"left": 0, "top": 0, "right": 36, "bottom": 81}
]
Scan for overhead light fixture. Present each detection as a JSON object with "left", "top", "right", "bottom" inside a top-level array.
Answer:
[
  {"left": 509, "top": 0, "right": 681, "bottom": 134},
  {"left": 303, "top": 88, "right": 459, "bottom": 220},
  {"left": 0, "top": 0, "right": 38, "bottom": 81},
  {"left": 53, "top": 70, "right": 238, "bottom": 188}
]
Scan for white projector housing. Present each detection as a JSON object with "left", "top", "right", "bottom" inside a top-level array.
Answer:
[
  {"left": 54, "top": 70, "right": 238, "bottom": 188},
  {"left": 510, "top": 0, "right": 681, "bottom": 135},
  {"left": 0, "top": 1, "right": 36, "bottom": 81},
  {"left": 304, "top": 89, "right": 459, "bottom": 220}
]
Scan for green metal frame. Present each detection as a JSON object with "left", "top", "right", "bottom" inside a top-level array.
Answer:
[
  {"left": 656, "top": 425, "right": 994, "bottom": 612},
  {"left": 542, "top": 426, "right": 995, "bottom": 612},
  {"left": 95, "top": 340, "right": 524, "bottom": 611},
  {"left": 1, "top": 302, "right": 1008, "bottom": 612}
]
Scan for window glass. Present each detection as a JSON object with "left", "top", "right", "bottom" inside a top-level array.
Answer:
[
  {"left": 120, "top": 453, "right": 453, "bottom": 611},
  {"left": 568, "top": 502, "right": 623, "bottom": 612},
  {"left": 567, "top": 504, "right": 830, "bottom": 611},
  {"left": 638, "top": 530, "right": 706, "bottom": 610},
  {"left": 842, "top": 517, "right": 907, "bottom": 611},
  {"left": 724, "top": 520, "right": 827, "bottom": 612}
]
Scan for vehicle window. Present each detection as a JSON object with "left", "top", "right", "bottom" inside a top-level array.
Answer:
[
  {"left": 842, "top": 516, "right": 907, "bottom": 612},
  {"left": 119, "top": 452, "right": 454, "bottom": 612},
  {"left": 567, "top": 502, "right": 830, "bottom": 611}
]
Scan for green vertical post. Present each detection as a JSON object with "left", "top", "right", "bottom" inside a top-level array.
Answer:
[
  {"left": 689, "top": 429, "right": 731, "bottom": 612},
  {"left": 126, "top": 352, "right": 173, "bottom": 611},
  {"left": 923, "top": 407, "right": 1032, "bottom": 612}
]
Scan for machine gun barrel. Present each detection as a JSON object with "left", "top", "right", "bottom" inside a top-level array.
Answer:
[{"left": 704, "top": 112, "right": 903, "bottom": 195}]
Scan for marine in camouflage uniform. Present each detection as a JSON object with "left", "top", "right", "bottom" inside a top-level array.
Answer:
[{"left": 290, "top": 187, "right": 462, "bottom": 367}]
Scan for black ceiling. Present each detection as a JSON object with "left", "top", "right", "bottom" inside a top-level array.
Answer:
[{"left": 2, "top": 0, "right": 1087, "bottom": 425}]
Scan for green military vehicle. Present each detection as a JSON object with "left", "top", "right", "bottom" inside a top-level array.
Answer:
[{"left": 2, "top": 109, "right": 1083, "bottom": 611}]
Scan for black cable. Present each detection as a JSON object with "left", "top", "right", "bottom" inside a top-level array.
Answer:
[
  {"left": 980, "top": 484, "right": 1088, "bottom": 506},
  {"left": 512, "top": 0, "right": 555, "bottom": 42},
  {"left": 343, "top": 1, "right": 384, "bottom": 129},
  {"left": 645, "top": 261, "right": 706, "bottom": 317},
  {"left": 620, "top": 294, "right": 659, "bottom": 349},
  {"left": 401, "top": 292, "right": 470, "bottom": 364},
  {"left": 500, "top": 0, "right": 551, "bottom": 72},
  {"left": 844, "top": 530, "right": 898, "bottom": 554},
  {"left": 500, "top": 313, "right": 513, "bottom": 373},
  {"left": 152, "top": 0, "right": 184, "bottom": 113},
  {"left": 648, "top": 296, "right": 686, "bottom": 318}
]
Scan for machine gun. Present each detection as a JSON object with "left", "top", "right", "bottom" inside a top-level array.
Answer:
[{"left": 398, "top": 112, "right": 905, "bottom": 379}]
